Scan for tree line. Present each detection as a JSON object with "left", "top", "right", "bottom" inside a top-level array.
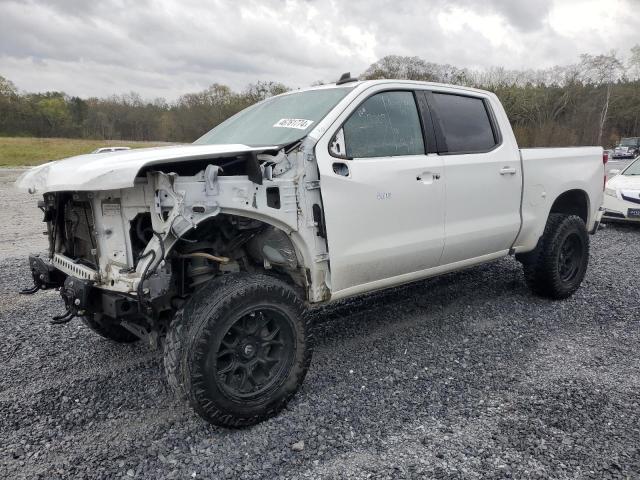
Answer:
[{"left": 1, "top": 47, "right": 639, "bottom": 148}]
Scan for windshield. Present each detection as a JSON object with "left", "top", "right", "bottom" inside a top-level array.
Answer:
[
  {"left": 620, "top": 138, "right": 639, "bottom": 147},
  {"left": 623, "top": 157, "right": 640, "bottom": 175},
  {"left": 194, "top": 87, "right": 354, "bottom": 147}
]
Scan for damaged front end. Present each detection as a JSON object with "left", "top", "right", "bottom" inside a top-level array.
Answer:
[{"left": 19, "top": 143, "right": 330, "bottom": 344}]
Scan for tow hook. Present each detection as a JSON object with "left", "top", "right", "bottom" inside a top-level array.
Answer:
[
  {"left": 19, "top": 254, "right": 65, "bottom": 294},
  {"left": 51, "top": 277, "right": 93, "bottom": 325}
]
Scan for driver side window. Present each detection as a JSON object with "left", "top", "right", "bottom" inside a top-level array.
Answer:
[{"left": 342, "top": 91, "right": 424, "bottom": 159}]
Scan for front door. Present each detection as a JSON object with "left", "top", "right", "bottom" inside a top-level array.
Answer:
[{"left": 315, "top": 90, "right": 446, "bottom": 296}]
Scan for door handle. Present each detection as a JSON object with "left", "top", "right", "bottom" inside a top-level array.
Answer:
[
  {"left": 332, "top": 162, "right": 350, "bottom": 177},
  {"left": 499, "top": 167, "right": 517, "bottom": 175}
]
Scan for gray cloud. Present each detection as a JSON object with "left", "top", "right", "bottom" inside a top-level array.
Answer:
[
  {"left": 476, "top": 0, "right": 553, "bottom": 30},
  {"left": 0, "top": 0, "right": 637, "bottom": 99}
]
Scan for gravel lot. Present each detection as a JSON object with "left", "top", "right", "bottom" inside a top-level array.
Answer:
[{"left": 1, "top": 169, "right": 639, "bottom": 479}]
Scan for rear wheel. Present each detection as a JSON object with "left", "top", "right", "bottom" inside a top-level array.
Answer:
[
  {"left": 520, "top": 214, "right": 590, "bottom": 299},
  {"left": 164, "top": 273, "right": 313, "bottom": 428},
  {"left": 81, "top": 314, "right": 140, "bottom": 343}
]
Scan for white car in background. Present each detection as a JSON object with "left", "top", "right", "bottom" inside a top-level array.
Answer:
[
  {"left": 603, "top": 156, "right": 640, "bottom": 223},
  {"left": 91, "top": 147, "right": 131, "bottom": 154}
]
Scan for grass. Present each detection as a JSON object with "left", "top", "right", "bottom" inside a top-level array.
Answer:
[{"left": 0, "top": 137, "right": 172, "bottom": 167}]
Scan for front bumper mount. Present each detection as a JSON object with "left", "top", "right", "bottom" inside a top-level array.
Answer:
[
  {"left": 21, "top": 253, "right": 140, "bottom": 327},
  {"left": 20, "top": 254, "right": 95, "bottom": 324}
]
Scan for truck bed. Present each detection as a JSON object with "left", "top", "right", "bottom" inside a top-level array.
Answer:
[{"left": 514, "top": 147, "right": 604, "bottom": 252}]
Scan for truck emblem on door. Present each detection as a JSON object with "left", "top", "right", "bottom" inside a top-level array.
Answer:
[{"left": 377, "top": 192, "right": 392, "bottom": 200}]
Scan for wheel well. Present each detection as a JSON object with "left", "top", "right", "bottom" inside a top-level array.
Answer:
[
  {"left": 549, "top": 190, "right": 589, "bottom": 223},
  {"left": 172, "top": 214, "right": 305, "bottom": 293}
]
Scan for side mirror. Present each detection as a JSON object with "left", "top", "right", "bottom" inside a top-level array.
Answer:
[
  {"left": 609, "top": 169, "right": 621, "bottom": 176},
  {"left": 329, "top": 128, "right": 351, "bottom": 160}
]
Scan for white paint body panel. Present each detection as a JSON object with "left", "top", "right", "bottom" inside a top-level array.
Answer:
[
  {"left": 318, "top": 154, "right": 446, "bottom": 292},
  {"left": 439, "top": 144, "right": 522, "bottom": 264},
  {"left": 14, "top": 144, "right": 277, "bottom": 193},
  {"left": 514, "top": 147, "right": 604, "bottom": 252}
]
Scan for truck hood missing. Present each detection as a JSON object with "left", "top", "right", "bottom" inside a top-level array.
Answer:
[{"left": 15, "top": 143, "right": 278, "bottom": 193}]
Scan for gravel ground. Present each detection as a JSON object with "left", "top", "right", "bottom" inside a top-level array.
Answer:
[{"left": 1, "top": 169, "right": 640, "bottom": 479}]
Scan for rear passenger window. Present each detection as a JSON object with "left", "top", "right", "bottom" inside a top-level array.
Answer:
[
  {"left": 343, "top": 91, "right": 424, "bottom": 159},
  {"left": 431, "top": 93, "right": 497, "bottom": 153}
]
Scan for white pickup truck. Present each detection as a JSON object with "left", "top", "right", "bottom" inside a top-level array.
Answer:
[{"left": 17, "top": 76, "right": 605, "bottom": 427}]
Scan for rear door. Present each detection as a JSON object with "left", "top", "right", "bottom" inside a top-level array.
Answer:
[
  {"left": 426, "top": 91, "right": 522, "bottom": 264},
  {"left": 315, "top": 89, "right": 445, "bottom": 295}
]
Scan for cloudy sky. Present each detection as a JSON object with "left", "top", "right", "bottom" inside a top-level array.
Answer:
[{"left": 0, "top": 0, "right": 638, "bottom": 100}]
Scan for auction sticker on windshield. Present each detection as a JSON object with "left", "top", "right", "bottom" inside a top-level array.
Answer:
[{"left": 273, "top": 118, "right": 314, "bottom": 129}]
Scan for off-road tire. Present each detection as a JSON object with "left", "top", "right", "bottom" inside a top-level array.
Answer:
[
  {"left": 81, "top": 314, "right": 140, "bottom": 343},
  {"left": 520, "top": 213, "right": 589, "bottom": 299},
  {"left": 163, "top": 273, "right": 313, "bottom": 428}
]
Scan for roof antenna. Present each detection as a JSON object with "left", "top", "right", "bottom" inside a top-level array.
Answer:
[{"left": 336, "top": 72, "right": 358, "bottom": 85}]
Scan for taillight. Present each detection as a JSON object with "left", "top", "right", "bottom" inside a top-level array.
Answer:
[{"left": 603, "top": 151, "right": 608, "bottom": 190}]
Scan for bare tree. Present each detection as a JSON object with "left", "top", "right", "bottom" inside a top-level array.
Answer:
[
  {"left": 580, "top": 51, "right": 625, "bottom": 144},
  {"left": 629, "top": 44, "right": 640, "bottom": 80},
  {"left": 361, "top": 55, "right": 467, "bottom": 83}
]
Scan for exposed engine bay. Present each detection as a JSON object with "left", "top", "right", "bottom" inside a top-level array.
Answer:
[{"left": 23, "top": 141, "right": 330, "bottom": 342}]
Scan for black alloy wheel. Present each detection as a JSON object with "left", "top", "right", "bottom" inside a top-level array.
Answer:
[
  {"left": 216, "top": 307, "right": 295, "bottom": 400},
  {"left": 557, "top": 232, "right": 584, "bottom": 283}
]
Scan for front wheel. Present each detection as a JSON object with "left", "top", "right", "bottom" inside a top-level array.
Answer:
[
  {"left": 163, "top": 273, "right": 313, "bottom": 428},
  {"left": 520, "top": 214, "right": 590, "bottom": 299}
]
